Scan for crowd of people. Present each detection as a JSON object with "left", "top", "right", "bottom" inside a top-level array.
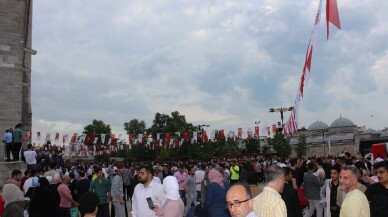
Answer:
[{"left": 0, "top": 140, "right": 388, "bottom": 217}]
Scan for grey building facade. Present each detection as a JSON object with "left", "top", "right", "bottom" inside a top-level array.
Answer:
[{"left": 1, "top": 0, "right": 33, "bottom": 160}]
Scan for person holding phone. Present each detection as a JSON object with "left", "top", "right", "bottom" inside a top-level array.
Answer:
[
  {"left": 131, "top": 166, "right": 165, "bottom": 217},
  {"left": 152, "top": 176, "right": 184, "bottom": 217}
]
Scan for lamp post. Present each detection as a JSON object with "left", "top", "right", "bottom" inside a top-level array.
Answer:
[
  {"left": 269, "top": 107, "right": 294, "bottom": 126},
  {"left": 322, "top": 129, "right": 329, "bottom": 157}
]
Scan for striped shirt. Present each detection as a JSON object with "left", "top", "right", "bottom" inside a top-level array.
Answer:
[{"left": 253, "top": 186, "right": 287, "bottom": 217}]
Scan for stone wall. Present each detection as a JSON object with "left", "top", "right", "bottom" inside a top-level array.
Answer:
[
  {"left": 0, "top": 0, "right": 33, "bottom": 161},
  {"left": 0, "top": 162, "right": 27, "bottom": 188}
]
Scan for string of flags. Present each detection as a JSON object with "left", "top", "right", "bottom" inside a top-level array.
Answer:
[
  {"left": 283, "top": 0, "right": 341, "bottom": 137},
  {"left": 23, "top": 123, "right": 289, "bottom": 156}
]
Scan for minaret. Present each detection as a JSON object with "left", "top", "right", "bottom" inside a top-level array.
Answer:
[{"left": 0, "top": 0, "right": 34, "bottom": 161}]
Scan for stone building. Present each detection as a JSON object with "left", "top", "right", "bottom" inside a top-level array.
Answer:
[
  {"left": 0, "top": 0, "right": 33, "bottom": 161},
  {"left": 290, "top": 116, "right": 388, "bottom": 157}
]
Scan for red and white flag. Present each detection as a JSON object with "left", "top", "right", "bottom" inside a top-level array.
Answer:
[
  {"left": 237, "top": 128, "right": 242, "bottom": 139},
  {"left": 63, "top": 133, "right": 68, "bottom": 144},
  {"left": 272, "top": 124, "right": 277, "bottom": 134},
  {"left": 300, "top": 0, "right": 323, "bottom": 97},
  {"left": 45, "top": 132, "right": 51, "bottom": 142},
  {"left": 93, "top": 137, "right": 98, "bottom": 145},
  {"left": 101, "top": 134, "right": 105, "bottom": 144},
  {"left": 326, "top": 0, "right": 341, "bottom": 40},
  {"left": 36, "top": 132, "right": 41, "bottom": 141}
]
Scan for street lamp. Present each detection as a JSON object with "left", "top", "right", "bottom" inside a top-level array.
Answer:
[
  {"left": 269, "top": 107, "right": 294, "bottom": 126},
  {"left": 197, "top": 124, "right": 210, "bottom": 132}
]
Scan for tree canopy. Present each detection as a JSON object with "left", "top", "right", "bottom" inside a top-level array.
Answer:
[
  {"left": 267, "top": 131, "right": 292, "bottom": 159},
  {"left": 123, "top": 119, "right": 146, "bottom": 135},
  {"left": 83, "top": 119, "right": 111, "bottom": 135},
  {"left": 295, "top": 134, "right": 307, "bottom": 158}
]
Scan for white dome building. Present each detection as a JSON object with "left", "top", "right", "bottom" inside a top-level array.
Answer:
[{"left": 290, "top": 116, "right": 388, "bottom": 157}]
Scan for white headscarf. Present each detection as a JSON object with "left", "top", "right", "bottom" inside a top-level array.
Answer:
[
  {"left": 2, "top": 184, "right": 25, "bottom": 206},
  {"left": 162, "top": 176, "right": 181, "bottom": 200}
]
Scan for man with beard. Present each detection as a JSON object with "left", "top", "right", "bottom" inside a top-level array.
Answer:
[
  {"left": 339, "top": 165, "right": 370, "bottom": 217},
  {"left": 365, "top": 160, "right": 388, "bottom": 217},
  {"left": 252, "top": 165, "right": 287, "bottom": 217},
  {"left": 131, "top": 165, "right": 165, "bottom": 217}
]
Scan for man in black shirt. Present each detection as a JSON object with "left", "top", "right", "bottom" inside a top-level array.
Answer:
[
  {"left": 75, "top": 170, "right": 90, "bottom": 201},
  {"left": 365, "top": 160, "right": 388, "bottom": 217},
  {"left": 281, "top": 167, "right": 302, "bottom": 217}
]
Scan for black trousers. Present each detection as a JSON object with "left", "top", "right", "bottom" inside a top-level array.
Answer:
[
  {"left": 5, "top": 142, "right": 13, "bottom": 161},
  {"left": 13, "top": 142, "right": 22, "bottom": 160},
  {"left": 97, "top": 203, "right": 110, "bottom": 217},
  {"left": 59, "top": 207, "right": 70, "bottom": 217}
]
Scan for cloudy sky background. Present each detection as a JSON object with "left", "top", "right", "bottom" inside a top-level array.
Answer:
[{"left": 31, "top": 0, "right": 388, "bottom": 140}]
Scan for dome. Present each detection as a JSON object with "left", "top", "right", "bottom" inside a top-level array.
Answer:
[
  {"left": 379, "top": 131, "right": 388, "bottom": 137},
  {"left": 363, "top": 128, "right": 379, "bottom": 134},
  {"left": 330, "top": 117, "right": 355, "bottom": 128},
  {"left": 308, "top": 120, "right": 329, "bottom": 131}
]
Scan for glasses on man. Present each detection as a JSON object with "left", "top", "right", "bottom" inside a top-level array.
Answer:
[{"left": 226, "top": 199, "right": 251, "bottom": 209}]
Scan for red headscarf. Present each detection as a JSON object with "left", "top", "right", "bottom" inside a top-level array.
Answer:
[{"left": 208, "top": 170, "right": 224, "bottom": 188}]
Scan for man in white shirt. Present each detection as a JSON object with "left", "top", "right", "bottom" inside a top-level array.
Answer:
[
  {"left": 131, "top": 165, "right": 165, "bottom": 217},
  {"left": 24, "top": 143, "right": 37, "bottom": 171},
  {"left": 195, "top": 164, "right": 206, "bottom": 202},
  {"left": 23, "top": 169, "right": 39, "bottom": 196},
  {"left": 339, "top": 165, "right": 370, "bottom": 217}
]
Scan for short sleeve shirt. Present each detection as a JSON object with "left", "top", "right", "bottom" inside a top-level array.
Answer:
[{"left": 365, "top": 182, "right": 388, "bottom": 217}]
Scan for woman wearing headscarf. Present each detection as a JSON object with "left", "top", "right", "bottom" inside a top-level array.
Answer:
[
  {"left": 2, "top": 183, "right": 25, "bottom": 217},
  {"left": 152, "top": 176, "right": 184, "bottom": 217},
  {"left": 29, "top": 177, "right": 60, "bottom": 217},
  {"left": 205, "top": 170, "right": 231, "bottom": 217}
]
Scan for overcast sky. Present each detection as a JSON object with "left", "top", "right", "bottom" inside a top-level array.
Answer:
[{"left": 31, "top": 0, "right": 388, "bottom": 140}]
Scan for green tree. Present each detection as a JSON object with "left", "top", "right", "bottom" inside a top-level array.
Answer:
[
  {"left": 149, "top": 111, "right": 196, "bottom": 134},
  {"left": 83, "top": 119, "right": 112, "bottom": 135},
  {"left": 267, "top": 132, "right": 292, "bottom": 159},
  {"left": 295, "top": 134, "right": 307, "bottom": 158},
  {"left": 149, "top": 113, "right": 170, "bottom": 134},
  {"left": 245, "top": 138, "right": 260, "bottom": 153},
  {"left": 123, "top": 119, "right": 146, "bottom": 135}
]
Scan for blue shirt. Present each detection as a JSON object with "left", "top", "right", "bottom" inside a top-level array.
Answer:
[{"left": 3, "top": 132, "right": 12, "bottom": 143}]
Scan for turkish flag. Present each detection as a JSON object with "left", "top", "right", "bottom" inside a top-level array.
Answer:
[
  {"left": 238, "top": 128, "right": 242, "bottom": 139},
  {"left": 219, "top": 129, "right": 225, "bottom": 140},
  {"left": 247, "top": 131, "right": 251, "bottom": 140},
  {"left": 255, "top": 126, "right": 259, "bottom": 137},
  {"left": 70, "top": 133, "right": 77, "bottom": 143},
  {"left": 202, "top": 131, "right": 208, "bottom": 142},
  {"left": 326, "top": 0, "right": 341, "bottom": 39},
  {"left": 184, "top": 132, "right": 189, "bottom": 142},
  {"left": 165, "top": 133, "right": 170, "bottom": 146},
  {"left": 272, "top": 124, "right": 277, "bottom": 134}
]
